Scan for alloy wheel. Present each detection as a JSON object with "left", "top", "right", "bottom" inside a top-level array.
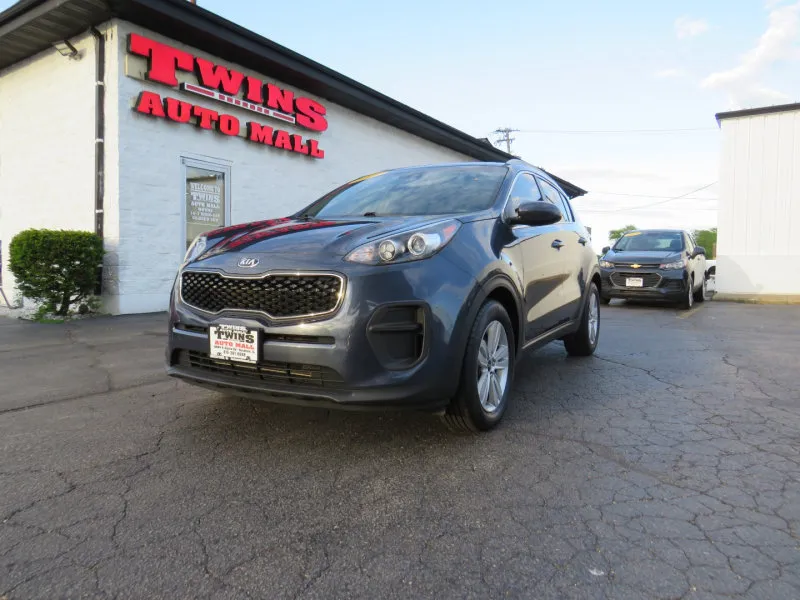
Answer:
[
  {"left": 588, "top": 292, "right": 599, "bottom": 346},
  {"left": 477, "top": 321, "right": 510, "bottom": 413}
]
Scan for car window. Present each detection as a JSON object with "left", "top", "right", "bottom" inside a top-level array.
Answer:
[
  {"left": 560, "top": 191, "right": 576, "bottom": 221},
  {"left": 684, "top": 233, "right": 695, "bottom": 253},
  {"left": 536, "top": 178, "right": 570, "bottom": 222},
  {"left": 614, "top": 231, "right": 685, "bottom": 252},
  {"left": 301, "top": 165, "right": 508, "bottom": 217},
  {"left": 504, "top": 173, "right": 542, "bottom": 221}
]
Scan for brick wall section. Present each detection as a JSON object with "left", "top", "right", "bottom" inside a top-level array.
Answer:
[{"left": 0, "top": 32, "right": 98, "bottom": 305}]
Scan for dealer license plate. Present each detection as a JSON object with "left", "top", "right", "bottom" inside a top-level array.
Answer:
[
  {"left": 626, "top": 277, "right": 644, "bottom": 288},
  {"left": 209, "top": 324, "right": 260, "bottom": 364}
]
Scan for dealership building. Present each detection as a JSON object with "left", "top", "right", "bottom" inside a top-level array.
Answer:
[
  {"left": 715, "top": 103, "right": 800, "bottom": 303},
  {"left": 0, "top": 0, "right": 583, "bottom": 314}
]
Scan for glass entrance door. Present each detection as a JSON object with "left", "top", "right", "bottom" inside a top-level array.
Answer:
[{"left": 181, "top": 157, "right": 231, "bottom": 250}]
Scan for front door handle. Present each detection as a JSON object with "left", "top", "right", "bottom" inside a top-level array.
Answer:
[
  {"left": 578, "top": 237, "right": 588, "bottom": 246},
  {"left": 552, "top": 239, "right": 564, "bottom": 250}
]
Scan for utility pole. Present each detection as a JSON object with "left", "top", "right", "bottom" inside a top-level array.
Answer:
[{"left": 492, "top": 128, "right": 519, "bottom": 155}]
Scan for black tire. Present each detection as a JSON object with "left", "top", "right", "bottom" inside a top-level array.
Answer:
[
  {"left": 600, "top": 296, "right": 611, "bottom": 305},
  {"left": 694, "top": 275, "right": 706, "bottom": 303},
  {"left": 563, "top": 282, "right": 601, "bottom": 357},
  {"left": 682, "top": 275, "right": 695, "bottom": 309},
  {"left": 441, "top": 300, "right": 516, "bottom": 434}
]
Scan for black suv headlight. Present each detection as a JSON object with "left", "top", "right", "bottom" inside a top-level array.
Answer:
[{"left": 344, "top": 219, "right": 460, "bottom": 265}]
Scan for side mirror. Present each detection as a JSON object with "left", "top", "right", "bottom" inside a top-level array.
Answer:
[
  {"left": 692, "top": 246, "right": 706, "bottom": 257},
  {"left": 511, "top": 202, "right": 562, "bottom": 226},
  {"left": 602, "top": 246, "right": 611, "bottom": 255}
]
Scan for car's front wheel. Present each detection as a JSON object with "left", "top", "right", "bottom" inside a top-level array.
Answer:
[
  {"left": 682, "top": 275, "right": 695, "bottom": 309},
  {"left": 442, "top": 300, "right": 515, "bottom": 433},
  {"left": 694, "top": 275, "right": 707, "bottom": 303},
  {"left": 563, "top": 282, "right": 601, "bottom": 356}
]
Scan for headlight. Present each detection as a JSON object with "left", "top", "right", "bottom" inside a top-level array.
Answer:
[
  {"left": 660, "top": 259, "right": 686, "bottom": 270},
  {"left": 183, "top": 234, "right": 207, "bottom": 265},
  {"left": 599, "top": 260, "right": 614, "bottom": 268},
  {"left": 345, "top": 219, "right": 461, "bottom": 265}
]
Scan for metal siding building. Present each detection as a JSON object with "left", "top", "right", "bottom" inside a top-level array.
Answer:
[{"left": 716, "top": 103, "right": 800, "bottom": 302}]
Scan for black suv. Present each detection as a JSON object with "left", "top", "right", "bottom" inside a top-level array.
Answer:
[
  {"left": 599, "top": 229, "right": 708, "bottom": 308},
  {"left": 166, "top": 160, "right": 601, "bottom": 432}
]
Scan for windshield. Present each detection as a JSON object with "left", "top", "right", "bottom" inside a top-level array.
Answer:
[
  {"left": 614, "top": 231, "right": 684, "bottom": 252},
  {"left": 300, "top": 165, "right": 508, "bottom": 217}
]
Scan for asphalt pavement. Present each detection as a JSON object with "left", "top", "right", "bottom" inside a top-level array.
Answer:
[{"left": 1, "top": 300, "right": 799, "bottom": 599}]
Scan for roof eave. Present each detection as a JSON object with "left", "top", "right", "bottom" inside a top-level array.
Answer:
[{"left": 715, "top": 101, "right": 800, "bottom": 124}]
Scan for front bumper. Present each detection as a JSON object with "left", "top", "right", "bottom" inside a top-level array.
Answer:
[
  {"left": 165, "top": 251, "right": 479, "bottom": 411},
  {"left": 600, "top": 268, "right": 688, "bottom": 301}
]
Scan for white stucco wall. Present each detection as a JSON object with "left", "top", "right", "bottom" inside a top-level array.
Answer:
[
  {"left": 110, "top": 21, "right": 475, "bottom": 314},
  {"left": 0, "top": 31, "right": 99, "bottom": 305},
  {"left": 716, "top": 108, "right": 800, "bottom": 298}
]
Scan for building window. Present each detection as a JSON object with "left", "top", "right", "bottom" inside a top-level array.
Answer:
[{"left": 181, "top": 157, "right": 231, "bottom": 250}]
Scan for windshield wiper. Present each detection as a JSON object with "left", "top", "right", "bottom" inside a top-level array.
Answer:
[{"left": 362, "top": 211, "right": 378, "bottom": 217}]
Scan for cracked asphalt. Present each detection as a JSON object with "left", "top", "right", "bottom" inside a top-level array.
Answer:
[{"left": 1, "top": 301, "right": 799, "bottom": 599}]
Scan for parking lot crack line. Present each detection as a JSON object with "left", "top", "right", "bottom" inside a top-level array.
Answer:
[
  {"left": 593, "top": 355, "right": 685, "bottom": 389},
  {"left": 0, "top": 379, "right": 180, "bottom": 416}
]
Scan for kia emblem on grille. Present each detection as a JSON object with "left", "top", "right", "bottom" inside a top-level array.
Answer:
[{"left": 237, "top": 257, "right": 260, "bottom": 268}]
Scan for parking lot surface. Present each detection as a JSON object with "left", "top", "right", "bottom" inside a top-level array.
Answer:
[{"left": 1, "top": 301, "right": 799, "bottom": 599}]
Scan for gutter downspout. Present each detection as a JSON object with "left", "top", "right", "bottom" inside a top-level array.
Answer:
[{"left": 91, "top": 27, "right": 105, "bottom": 294}]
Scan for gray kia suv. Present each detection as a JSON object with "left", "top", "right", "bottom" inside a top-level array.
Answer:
[{"left": 166, "top": 159, "right": 601, "bottom": 432}]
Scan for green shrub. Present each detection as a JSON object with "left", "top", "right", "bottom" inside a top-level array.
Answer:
[{"left": 9, "top": 229, "right": 104, "bottom": 316}]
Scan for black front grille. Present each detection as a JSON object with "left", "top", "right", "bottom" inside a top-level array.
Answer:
[
  {"left": 615, "top": 263, "right": 660, "bottom": 269},
  {"left": 181, "top": 271, "right": 342, "bottom": 318},
  {"left": 174, "top": 323, "right": 334, "bottom": 345},
  {"left": 610, "top": 272, "right": 661, "bottom": 288},
  {"left": 182, "top": 351, "right": 344, "bottom": 388}
]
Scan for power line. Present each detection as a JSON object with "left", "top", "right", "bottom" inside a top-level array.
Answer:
[
  {"left": 580, "top": 191, "right": 718, "bottom": 200},
  {"left": 579, "top": 182, "right": 718, "bottom": 214},
  {"left": 515, "top": 127, "right": 717, "bottom": 135}
]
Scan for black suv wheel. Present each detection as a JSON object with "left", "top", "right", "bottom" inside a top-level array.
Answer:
[
  {"left": 442, "top": 300, "right": 516, "bottom": 433},
  {"left": 564, "top": 282, "right": 601, "bottom": 356}
]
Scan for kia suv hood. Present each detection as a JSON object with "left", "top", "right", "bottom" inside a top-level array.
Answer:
[{"left": 192, "top": 215, "right": 451, "bottom": 261}]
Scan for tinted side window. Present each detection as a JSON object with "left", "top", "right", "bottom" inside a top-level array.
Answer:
[
  {"left": 504, "top": 173, "right": 542, "bottom": 221},
  {"left": 537, "top": 178, "right": 570, "bottom": 222},
  {"left": 561, "top": 193, "right": 576, "bottom": 222}
]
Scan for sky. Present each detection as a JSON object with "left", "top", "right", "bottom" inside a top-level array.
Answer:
[{"left": 3, "top": 0, "right": 798, "bottom": 251}]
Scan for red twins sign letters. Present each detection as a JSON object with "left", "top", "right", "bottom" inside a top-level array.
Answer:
[{"left": 127, "top": 33, "right": 326, "bottom": 159}]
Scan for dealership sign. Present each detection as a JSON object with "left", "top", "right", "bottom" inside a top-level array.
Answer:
[{"left": 127, "top": 34, "right": 326, "bottom": 159}]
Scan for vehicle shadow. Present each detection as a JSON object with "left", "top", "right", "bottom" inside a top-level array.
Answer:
[
  {"left": 178, "top": 341, "right": 597, "bottom": 454},
  {"left": 606, "top": 298, "right": 683, "bottom": 312}
]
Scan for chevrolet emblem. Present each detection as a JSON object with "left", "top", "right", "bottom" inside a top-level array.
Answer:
[{"left": 631, "top": 264, "right": 641, "bottom": 269}]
